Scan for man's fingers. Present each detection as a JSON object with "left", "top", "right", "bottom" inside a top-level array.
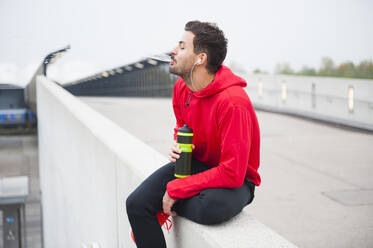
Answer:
[
  {"left": 172, "top": 142, "right": 182, "bottom": 153},
  {"left": 163, "top": 204, "right": 176, "bottom": 216},
  {"left": 168, "top": 155, "right": 176, "bottom": 162},
  {"left": 171, "top": 153, "right": 180, "bottom": 159},
  {"left": 172, "top": 146, "right": 181, "bottom": 154},
  {"left": 169, "top": 141, "right": 183, "bottom": 162},
  {"left": 168, "top": 152, "right": 180, "bottom": 159},
  {"left": 163, "top": 191, "right": 177, "bottom": 216}
]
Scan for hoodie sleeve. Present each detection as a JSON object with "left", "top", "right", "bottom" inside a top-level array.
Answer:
[
  {"left": 172, "top": 79, "right": 184, "bottom": 140},
  {"left": 167, "top": 103, "right": 252, "bottom": 199}
]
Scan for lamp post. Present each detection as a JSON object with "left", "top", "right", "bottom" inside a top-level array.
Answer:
[
  {"left": 25, "top": 45, "right": 70, "bottom": 113},
  {"left": 42, "top": 45, "right": 71, "bottom": 76}
]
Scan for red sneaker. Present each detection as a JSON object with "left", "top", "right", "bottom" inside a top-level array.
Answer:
[
  {"left": 156, "top": 211, "right": 173, "bottom": 231},
  {"left": 130, "top": 211, "right": 173, "bottom": 243}
]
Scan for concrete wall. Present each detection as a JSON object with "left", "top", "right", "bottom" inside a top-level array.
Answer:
[
  {"left": 244, "top": 74, "right": 373, "bottom": 131},
  {"left": 36, "top": 76, "right": 297, "bottom": 248}
]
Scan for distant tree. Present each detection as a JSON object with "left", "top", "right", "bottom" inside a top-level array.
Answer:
[
  {"left": 319, "top": 57, "right": 335, "bottom": 76},
  {"left": 356, "top": 60, "right": 373, "bottom": 79},
  {"left": 275, "top": 62, "right": 294, "bottom": 75},
  {"left": 252, "top": 68, "right": 268, "bottom": 74},
  {"left": 335, "top": 61, "right": 355, "bottom": 78},
  {"left": 271, "top": 57, "right": 373, "bottom": 79},
  {"left": 297, "top": 65, "right": 316, "bottom": 76}
]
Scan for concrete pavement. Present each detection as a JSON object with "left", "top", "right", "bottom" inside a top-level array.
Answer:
[{"left": 81, "top": 96, "right": 373, "bottom": 248}]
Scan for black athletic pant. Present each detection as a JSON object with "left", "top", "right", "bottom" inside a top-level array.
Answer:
[{"left": 126, "top": 158, "right": 255, "bottom": 248}]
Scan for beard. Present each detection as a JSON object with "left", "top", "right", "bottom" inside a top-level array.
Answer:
[
  {"left": 169, "top": 65, "right": 181, "bottom": 76},
  {"left": 169, "top": 66, "right": 192, "bottom": 86},
  {"left": 169, "top": 60, "right": 192, "bottom": 83}
]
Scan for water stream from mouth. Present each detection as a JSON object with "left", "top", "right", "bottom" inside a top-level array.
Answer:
[{"left": 148, "top": 53, "right": 171, "bottom": 62}]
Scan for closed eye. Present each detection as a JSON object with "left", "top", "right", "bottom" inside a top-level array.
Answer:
[{"left": 178, "top": 41, "right": 186, "bottom": 50}]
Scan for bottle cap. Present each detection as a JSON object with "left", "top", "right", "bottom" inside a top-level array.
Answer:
[{"left": 178, "top": 124, "right": 193, "bottom": 134}]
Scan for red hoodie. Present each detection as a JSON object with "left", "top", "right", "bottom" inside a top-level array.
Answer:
[{"left": 167, "top": 66, "right": 261, "bottom": 200}]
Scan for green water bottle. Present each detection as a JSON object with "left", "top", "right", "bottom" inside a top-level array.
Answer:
[{"left": 175, "top": 124, "right": 193, "bottom": 178}]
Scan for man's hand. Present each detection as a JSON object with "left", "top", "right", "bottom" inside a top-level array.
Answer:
[
  {"left": 168, "top": 141, "right": 195, "bottom": 162},
  {"left": 168, "top": 141, "right": 181, "bottom": 162},
  {"left": 162, "top": 191, "right": 177, "bottom": 216}
]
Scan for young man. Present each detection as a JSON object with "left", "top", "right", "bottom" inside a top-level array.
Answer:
[{"left": 126, "top": 21, "right": 261, "bottom": 248}]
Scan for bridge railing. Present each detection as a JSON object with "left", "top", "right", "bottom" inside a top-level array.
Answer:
[{"left": 244, "top": 74, "right": 373, "bottom": 131}]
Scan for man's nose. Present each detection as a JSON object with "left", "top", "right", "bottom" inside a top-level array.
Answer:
[{"left": 170, "top": 47, "right": 177, "bottom": 55}]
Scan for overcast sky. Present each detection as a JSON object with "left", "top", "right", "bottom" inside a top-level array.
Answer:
[{"left": 0, "top": 0, "right": 372, "bottom": 86}]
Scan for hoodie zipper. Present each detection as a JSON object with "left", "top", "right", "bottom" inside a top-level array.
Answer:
[{"left": 185, "top": 91, "right": 193, "bottom": 107}]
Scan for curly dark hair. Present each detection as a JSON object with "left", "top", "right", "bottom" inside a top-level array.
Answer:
[{"left": 185, "top": 21, "right": 228, "bottom": 74}]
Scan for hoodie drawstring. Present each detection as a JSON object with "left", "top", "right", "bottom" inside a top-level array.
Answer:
[{"left": 185, "top": 91, "right": 193, "bottom": 107}]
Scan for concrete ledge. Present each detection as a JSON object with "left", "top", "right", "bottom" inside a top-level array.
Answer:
[
  {"left": 36, "top": 76, "right": 297, "bottom": 248},
  {"left": 170, "top": 210, "right": 298, "bottom": 248}
]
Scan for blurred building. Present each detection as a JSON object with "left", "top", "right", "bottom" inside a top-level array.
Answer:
[
  {"left": 63, "top": 57, "right": 178, "bottom": 98},
  {"left": 0, "top": 83, "right": 36, "bottom": 127}
]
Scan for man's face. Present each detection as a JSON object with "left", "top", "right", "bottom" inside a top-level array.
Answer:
[{"left": 169, "top": 31, "right": 198, "bottom": 78}]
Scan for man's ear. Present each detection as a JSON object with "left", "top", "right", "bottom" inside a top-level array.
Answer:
[{"left": 197, "top": 53, "right": 208, "bottom": 65}]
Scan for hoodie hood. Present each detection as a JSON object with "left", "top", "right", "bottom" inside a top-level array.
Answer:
[{"left": 193, "top": 65, "right": 247, "bottom": 98}]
